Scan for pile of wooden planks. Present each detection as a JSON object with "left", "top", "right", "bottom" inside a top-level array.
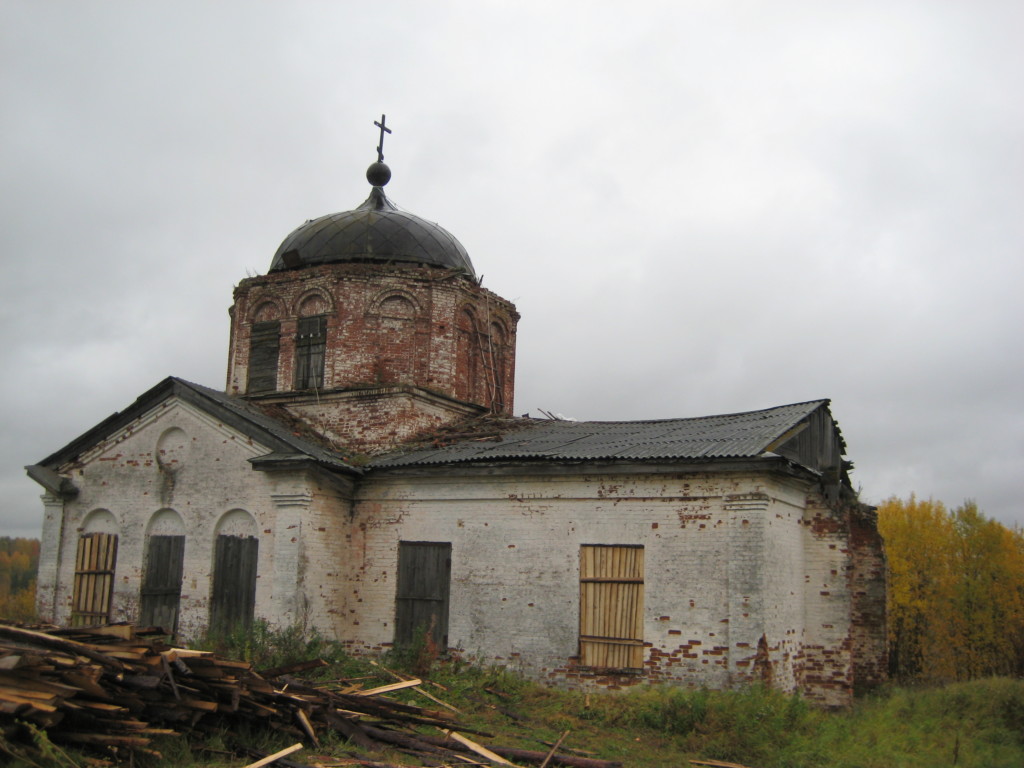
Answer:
[{"left": 0, "top": 623, "right": 621, "bottom": 767}]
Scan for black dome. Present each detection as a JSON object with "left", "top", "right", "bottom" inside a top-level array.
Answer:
[{"left": 270, "top": 186, "right": 475, "bottom": 276}]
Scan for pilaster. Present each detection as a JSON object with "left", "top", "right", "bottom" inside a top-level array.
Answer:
[
  {"left": 36, "top": 492, "right": 66, "bottom": 623},
  {"left": 270, "top": 492, "right": 313, "bottom": 628},
  {"left": 725, "top": 492, "right": 770, "bottom": 684}
]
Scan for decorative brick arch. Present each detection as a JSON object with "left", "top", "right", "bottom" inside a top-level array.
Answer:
[
  {"left": 145, "top": 508, "right": 185, "bottom": 537},
  {"left": 251, "top": 299, "right": 284, "bottom": 323},
  {"left": 82, "top": 508, "right": 118, "bottom": 534},
  {"left": 294, "top": 289, "right": 333, "bottom": 318},
  {"left": 214, "top": 508, "right": 258, "bottom": 538},
  {"left": 369, "top": 289, "right": 420, "bottom": 318}
]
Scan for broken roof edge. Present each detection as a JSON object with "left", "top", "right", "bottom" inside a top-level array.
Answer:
[
  {"left": 32, "top": 376, "right": 361, "bottom": 477},
  {"left": 534, "top": 398, "right": 832, "bottom": 427},
  {"left": 365, "top": 452, "right": 825, "bottom": 483},
  {"left": 370, "top": 399, "right": 840, "bottom": 469}
]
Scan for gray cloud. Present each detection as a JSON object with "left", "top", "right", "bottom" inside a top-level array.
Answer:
[{"left": 3, "top": 1, "right": 1022, "bottom": 538}]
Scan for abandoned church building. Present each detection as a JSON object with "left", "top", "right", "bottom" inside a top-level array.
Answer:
[{"left": 27, "top": 128, "right": 886, "bottom": 706}]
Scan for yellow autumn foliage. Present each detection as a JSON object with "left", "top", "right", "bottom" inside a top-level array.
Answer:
[{"left": 879, "top": 496, "right": 1024, "bottom": 681}]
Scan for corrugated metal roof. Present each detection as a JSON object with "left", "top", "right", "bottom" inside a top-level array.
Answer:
[
  {"left": 174, "top": 379, "right": 355, "bottom": 472},
  {"left": 370, "top": 400, "right": 829, "bottom": 468}
]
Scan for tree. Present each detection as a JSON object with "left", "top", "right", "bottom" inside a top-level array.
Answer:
[{"left": 879, "top": 496, "right": 1024, "bottom": 681}]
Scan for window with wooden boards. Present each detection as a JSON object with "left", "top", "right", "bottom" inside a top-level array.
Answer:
[
  {"left": 71, "top": 532, "right": 118, "bottom": 627},
  {"left": 247, "top": 320, "right": 281, "bottom": 394},
  {"left": 294, "top": 315, "right": 327, "bottom": 390},
  {"left": 579, "top": 544, "right": 645, "bottom": 669}
]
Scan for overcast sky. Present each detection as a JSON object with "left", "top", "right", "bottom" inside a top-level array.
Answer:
[{"left": 2, "top": 1, "right": 1022, "bottom": 539}]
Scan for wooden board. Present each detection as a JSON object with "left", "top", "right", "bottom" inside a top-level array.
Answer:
[
  {"left": 394, "top": 541, "right": 451, "bottom": 651},
  {"left": 579, "top": 545, "right": 644, "bottom": 669},
  {"left": 71, "top": 533, "right": 118, "bottom": 627}
]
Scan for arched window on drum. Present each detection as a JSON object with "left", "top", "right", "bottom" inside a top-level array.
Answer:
[
  {"left": 248, "top": 302, "right": 282, "bottom": 394},
  {"left": 295, "top": 294, "right": 329, "bottom": 390}
]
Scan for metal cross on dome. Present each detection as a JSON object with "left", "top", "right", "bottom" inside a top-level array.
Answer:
[{"left": 374, "top": 114, "right": 391, "bottom": 163}]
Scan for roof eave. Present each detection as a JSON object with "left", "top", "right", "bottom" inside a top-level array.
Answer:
[{"left": 365, "top": 453, "right": 823, "bottom": 481}]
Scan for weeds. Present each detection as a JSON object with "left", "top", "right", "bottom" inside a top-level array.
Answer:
[
  {"left": 192, "top": 619, "right": 353, "bottom": 674},
  {"left": 132, "top": 624, "right": 1024, "bottom": 767}
]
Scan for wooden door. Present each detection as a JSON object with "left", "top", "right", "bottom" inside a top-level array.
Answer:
[
  {"left": 139, "top": 535, "right": 185, "bottom": 634},
  {"left": 209, "top": 535, "right": 258, "bottom": 634},
  {"left": 394, "top": 541, "right": 451, "bottom": 651},
  {"left": 579, "top": 544, "right": 645, "bottom": 669},
  {"left": 71, "top": 533, "right": 118, "bottom": 627}
]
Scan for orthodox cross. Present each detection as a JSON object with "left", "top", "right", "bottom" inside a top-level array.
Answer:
[{"left": 374, "top": 114, "right": 391, "bottom": 162}]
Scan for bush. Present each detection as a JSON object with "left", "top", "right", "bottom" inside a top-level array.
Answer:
[{"left": 196, "top": 619, "right": 352, "bottom": 673}]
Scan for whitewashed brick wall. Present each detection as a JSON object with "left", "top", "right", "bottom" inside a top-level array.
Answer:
[
  {"left": 37, "top": 400, "right": 864, "bottom": 705},
  {"left": 40, "top": 397, "right": 282, "bottom": 639},
  {"left": 336, "top": 467, "right": 855, "bottom": 701}
]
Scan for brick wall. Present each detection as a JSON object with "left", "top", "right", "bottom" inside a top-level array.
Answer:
[
  {"left": 333, "top": 466, "right": 866, "bottom": 704},
  {"left": 848, "top": 503, "right": 888, "bottom": 692},
  {"left": 226, "top": 262, "right": 519, "bottom": 452},
  {"left": 42, "top": 398, "right": 285, "bottom": 639},
  {"left": 39, "top": 398, "right": 880, "bottom": 706}
]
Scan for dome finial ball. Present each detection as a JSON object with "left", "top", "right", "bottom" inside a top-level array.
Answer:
[{"left": 366, "top": 161, "right": 392, "bottom": 187}]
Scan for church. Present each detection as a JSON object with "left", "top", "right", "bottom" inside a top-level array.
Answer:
[{"left": 27, "top": 120, "right": 886, "bottom": 706}]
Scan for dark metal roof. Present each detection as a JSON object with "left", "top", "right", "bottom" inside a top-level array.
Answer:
[
  {"left": 269, "top": 186, "right": 475, "bottom": 276},
  {"left": 370, "top": 400, "right": 831, "bottom": 469},
  {"left": 34, "top": 377, "right": 358, "bottom": 475}
]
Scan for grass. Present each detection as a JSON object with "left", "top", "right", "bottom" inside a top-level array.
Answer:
[{"left": 11, "top": 623, "right": 1024, "bottom": 767}]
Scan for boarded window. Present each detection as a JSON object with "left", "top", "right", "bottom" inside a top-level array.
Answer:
[
  {"left": 71, "top": 533, "right": 118, "bottom": 627},
  {"left": 209, "top": 535, "right": 258, "bottom": 635},
  {"left": 295, "top": 315, "right": 327, "bottom": 390},
  {"left": 579, "top": 544, "right": 645, "bottom": 669},
  {"left": 247, "top": 320, "right": 280, "bottom": 393},
  {"left": 394, "top": 541, "right": 451, "bottom": 652},
  {"left": 140, "top": 535, "right": 186, "bottom": 634}
]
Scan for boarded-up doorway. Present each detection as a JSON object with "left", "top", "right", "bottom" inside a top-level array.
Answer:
[
  {"left": 71, "top": 532, "right": 118, "bottom": 627},
  {"left": 140, "top": 535, "right": 185, "bottom": 634},
  {"left": 394, "top": 541, "right": 451, "bottom": 652},
  {"left": 579, "top": 544, "right": 645, "bottom": 669},
  {"left": 210, "top": 535, "right": 258, "bottom": 634}
]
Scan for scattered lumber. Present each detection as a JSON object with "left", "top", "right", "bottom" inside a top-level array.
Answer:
[
  {"left": 242, "top": 742, "right": 304, "bottom": 768},
  {"left": 415, "top": 731, "right": 623, "bottom": 768},
  {"left": 0, "top": 622, "right": 621, "bottom": 768}
]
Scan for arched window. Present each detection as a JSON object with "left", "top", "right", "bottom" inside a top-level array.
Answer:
[
  {"left": 140, "top": 509, "right": 186, "bottom": 634},
  {"left": 248, "top": 302, "right": 281, "bottom": 394},
  {"left": 210, "top": 510, "right": 259, "bottom": 634},
  {"left": 295, "top": 295, "right": 329, "bottom": 391},
  {"left": 71, "top": 510, "right": 119, "bottom": 627}
]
